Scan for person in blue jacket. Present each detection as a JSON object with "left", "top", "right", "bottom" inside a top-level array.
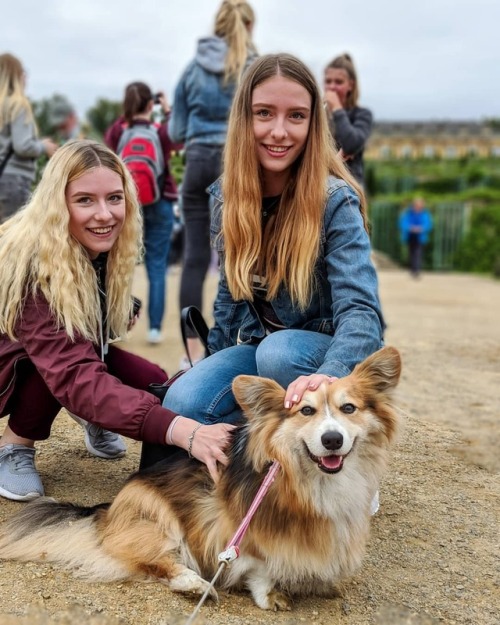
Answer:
[
  {"left": 399, "top": 197, "right": 433, "bottom": 278},
  {"left": 169, "top": 0, "right": 258, "bottom": 367}
]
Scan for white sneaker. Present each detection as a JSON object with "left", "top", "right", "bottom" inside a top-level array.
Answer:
[
  {"left": 147, "top": 328, "right": 163, "bottom": 344},
  {"left": 370, "top": 490, "right": 380, "bottom": 516}
]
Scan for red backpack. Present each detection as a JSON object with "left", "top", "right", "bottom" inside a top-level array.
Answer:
[{"left": 117, "top": 123, "right": 165, "bottom": 206}]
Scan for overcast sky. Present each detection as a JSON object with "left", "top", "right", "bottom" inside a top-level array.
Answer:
[{"left": 3, "top": 0, "right": 499, "bottom": 123}]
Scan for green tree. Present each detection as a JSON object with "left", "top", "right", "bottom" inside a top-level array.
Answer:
[
  {"left": 31, "top": 95, "right": 64, "bottom": 136},
  {"left": 86, "top": 98, "right": 122, "bottom": 139},
  {"left": 485, "top": 117, "right": 500, "bottom": 131}
]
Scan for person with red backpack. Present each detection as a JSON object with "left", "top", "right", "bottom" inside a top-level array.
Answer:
[{"left": 105, "top": 82, "right": 180, "bottom": 344}]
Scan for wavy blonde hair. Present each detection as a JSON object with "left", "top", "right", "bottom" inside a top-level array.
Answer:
[
  {"left": 214, "top": 0, "right": 257, "bottom": 83},
  {"left": 0, "top": 53, "right": 35, "bottom": 130},
  {"left": 222, "top": 53, "right": 367, "bottom": 308},
  {"left": 0, "top": 140, "right": 143, "bottom": 342}
]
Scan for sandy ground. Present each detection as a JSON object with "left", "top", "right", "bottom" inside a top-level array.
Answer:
[{"left": 0, "top": 264, "right": 499, "bottom": 625}]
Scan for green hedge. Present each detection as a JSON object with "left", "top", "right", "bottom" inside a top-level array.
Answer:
[{"left": 453, "top": 204, "right": 500, "bottom": 275}]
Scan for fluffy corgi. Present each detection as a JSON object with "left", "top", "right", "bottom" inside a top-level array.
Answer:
[{"left": 0, "top": 346, "right": 401, "bottom": 611}]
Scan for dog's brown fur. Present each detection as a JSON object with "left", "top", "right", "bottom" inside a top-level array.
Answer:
[{"left": 0, "top": 347, "right": 401, "bottom": 610}]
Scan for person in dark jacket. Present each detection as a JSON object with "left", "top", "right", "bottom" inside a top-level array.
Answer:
[
  {"left": 169, "top": 0, "right": 258, "bottom": 367},
  {"left": 105, "top": 82, "right": 180, "bottom": 345},
  {"left": 0, "top": 140, "right": 233, "bottom": 501},
  {"left": 323, "top": 53, "right": 372, "bottom": 187}
]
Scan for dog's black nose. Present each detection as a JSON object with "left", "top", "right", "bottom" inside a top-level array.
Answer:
[{"left": 321, "top": 431, "right": 343, "bottom": 450}]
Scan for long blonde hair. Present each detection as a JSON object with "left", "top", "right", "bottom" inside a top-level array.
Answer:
[
  {"left": 222, "top": 53, "right": 366, "bottom": 308},
  {"left": 214, "top": 0, "right": 256, "bottom": 83},
  {"left": 0, "top": 140, "right": 143, "bottom": 342},
  {"left": 0, "top": 53, "right": 34, "bottom": 130}
]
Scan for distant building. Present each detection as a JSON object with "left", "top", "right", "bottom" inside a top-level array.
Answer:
[{"left": 365, "top": 121, "right": 500, "bottom": 160}]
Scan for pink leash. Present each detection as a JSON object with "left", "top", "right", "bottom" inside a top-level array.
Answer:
[
  {"left": 184, "top": 460, "right": 281, "bottom": 624},
  {"left": 218, "top": 459, "right": 281, "bottom": 563}
]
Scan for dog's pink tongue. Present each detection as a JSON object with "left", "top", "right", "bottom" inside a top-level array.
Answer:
[{"left": 321, "top": 455, "right": 343, "bottom": 470}]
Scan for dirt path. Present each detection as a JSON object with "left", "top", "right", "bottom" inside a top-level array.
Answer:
[{"left": 0, "top": 267, "right": 499, "bottom": 625}]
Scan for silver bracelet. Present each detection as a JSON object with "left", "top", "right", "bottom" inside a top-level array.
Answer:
[{"left": 187, "top": 423, "right": 203, "bottom": 459}]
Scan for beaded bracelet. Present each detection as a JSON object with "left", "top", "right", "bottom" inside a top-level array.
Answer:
[{"left": 187, "top": 423, "right": 203, "bottom": 459}]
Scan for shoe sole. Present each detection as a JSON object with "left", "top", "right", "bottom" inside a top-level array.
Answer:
[{"left": 0, "top": 485, "right": 43, "bottom": 502}]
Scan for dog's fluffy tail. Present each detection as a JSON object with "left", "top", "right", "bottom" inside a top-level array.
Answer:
[{"left": 0, "top": 497, "right": 129, "bottom": 581}]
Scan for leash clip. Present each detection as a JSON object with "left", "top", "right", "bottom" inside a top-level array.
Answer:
[{"left": 218, "top": 545, "right": 240, "bottom": 564}]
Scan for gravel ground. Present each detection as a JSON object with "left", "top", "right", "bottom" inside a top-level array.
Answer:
[{"left": 0, "top": 267, "right": 499, "bottom": 625}]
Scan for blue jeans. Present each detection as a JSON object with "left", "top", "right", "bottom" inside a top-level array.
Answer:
[
  {"left": 164, "top": 330, "right": 332, "bottom": 424},
  {"left": 143, "top": 197, "right": 174, "bottom": 330}
]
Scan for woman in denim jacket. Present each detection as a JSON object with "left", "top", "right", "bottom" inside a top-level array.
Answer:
[
  {"left": 169, "top": 0, "right": 258, "bottom": 366},
  {"left": 158, "top": 54, "right": 383, "bottom": 480}
]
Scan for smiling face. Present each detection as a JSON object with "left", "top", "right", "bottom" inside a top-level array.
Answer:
[
  {"left": 65, "top": 166, "right": 126, "bottom": 259},
  {"left": 324, "top": 67, "right": 354, "bottom": 108},
  {"left": 252, "top": 74, "right": 312, "bottom": 196}
]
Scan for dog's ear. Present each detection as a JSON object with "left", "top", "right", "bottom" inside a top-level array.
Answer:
[
  {"left": 232, "top": 375, "right": 285, "bottom": 419},
  {"left": 352, "top": 346, "right": 401, "bottom": 391}
]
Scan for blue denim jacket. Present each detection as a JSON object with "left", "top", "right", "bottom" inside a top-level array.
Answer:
[
  {"left": 207, "top": 176, "right": 384, "bottom": 379},
  {"left": 169, "top": 37, "right": 257, "bottom": 146}
]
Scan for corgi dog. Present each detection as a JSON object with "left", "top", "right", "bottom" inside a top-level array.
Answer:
[{"left": 0, "top": 346, "right": 401, "bottom": 611}]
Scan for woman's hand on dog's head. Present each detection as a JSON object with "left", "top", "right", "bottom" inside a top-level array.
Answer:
[
  {"left": 284, "top": 374, "right": 338, "bottom": 409},
  {"left": 168, "top": 416, "right": 236, "bottom": 483}
]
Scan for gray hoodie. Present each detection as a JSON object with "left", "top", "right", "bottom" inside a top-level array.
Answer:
[
  {"left": 195, "top": 36, "right": 229, "bottom": 75},
  {"left": 0, "top": 107, "right": 45, "bottom": 180}
]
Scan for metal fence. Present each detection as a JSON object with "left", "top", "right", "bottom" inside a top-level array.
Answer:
[{"left": 370, "top": 201, "right": 472, "bottom": 270}]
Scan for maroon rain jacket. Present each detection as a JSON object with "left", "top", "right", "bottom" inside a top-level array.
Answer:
[{"left": 0, "top": 292, "right": 175, "bottom": 444}]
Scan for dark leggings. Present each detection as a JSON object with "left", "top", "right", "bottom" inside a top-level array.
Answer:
[
  {"left": 4, "top": 345, "right": 167, "bottom": 440},
  {"left": 408, "top": 233, "right": 424, "bottom": 275},
  {"left": 179, "top": 143, "right": 222, "bottom": 337}
]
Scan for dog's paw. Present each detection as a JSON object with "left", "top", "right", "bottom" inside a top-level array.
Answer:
[
  {"left": 168, "top": 569, "right": 218, "bottom": 602},
  {"left": 265, "top": 590, "right": 292, "bottom": 611}
]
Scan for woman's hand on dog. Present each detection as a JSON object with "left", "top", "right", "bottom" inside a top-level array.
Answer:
[
  {"left": 169, "top": 416, "right": 236, "bottom": 482},
  {"left": 284, "top": 374, "right": 338, "bottom": 409}
]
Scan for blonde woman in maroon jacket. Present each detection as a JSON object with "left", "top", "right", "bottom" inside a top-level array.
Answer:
[{"left": 0, "top": 140, "right": 233, "bottom": 501}]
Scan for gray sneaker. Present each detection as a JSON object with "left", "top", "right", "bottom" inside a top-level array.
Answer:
[
  {"left": 69, "top": 414, "right": 127, "bottom": 459},
  {"left": 0, "top": 444, "right": 44, "bottom": 501},
  {"left": 83, "top": 423, "right": 127, "bottom": 459}
]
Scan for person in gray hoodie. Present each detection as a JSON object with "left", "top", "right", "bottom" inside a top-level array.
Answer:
[
  {"left": 169, "top": 0, "right": 257, "bottom": 367},
  {"left": 0, "top": 53, "right": 57, "bottom": 222}
]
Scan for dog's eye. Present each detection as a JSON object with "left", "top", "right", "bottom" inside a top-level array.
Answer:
[
  {"left": 340, "top": 403, "right": 356, "bottom": 414},
  {"left": 300, "top": 405, "right": 316, "bottom": 416}
]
